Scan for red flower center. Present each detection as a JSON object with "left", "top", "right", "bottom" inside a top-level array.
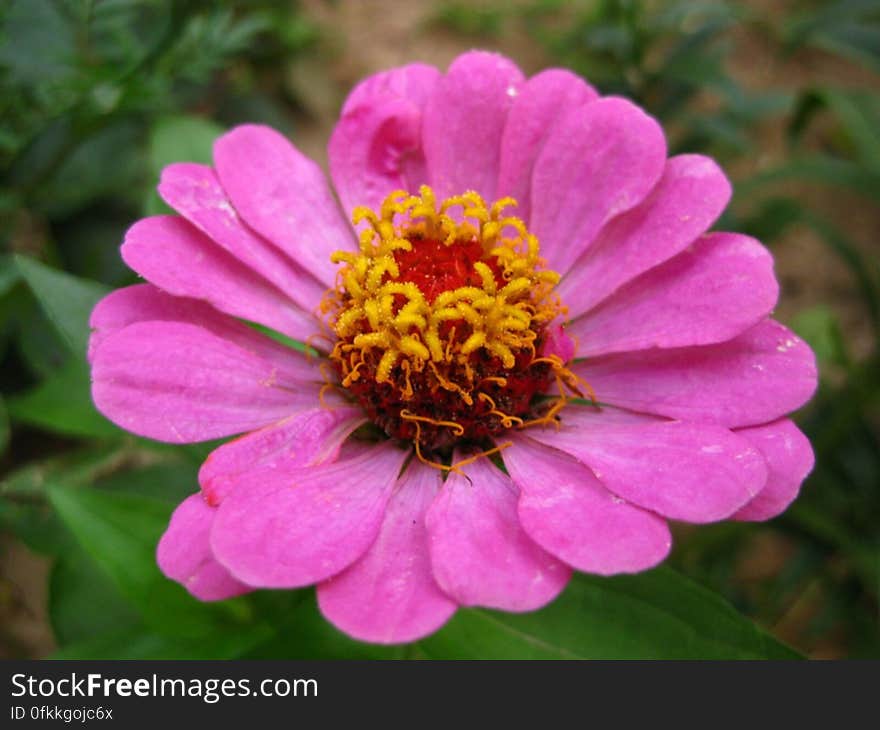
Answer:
[
  {"left": 322, "top": 186, "right": 584, "bottom": 470},
  {"left": 394, "top": 237, "right": 504, "bottom": 303}
]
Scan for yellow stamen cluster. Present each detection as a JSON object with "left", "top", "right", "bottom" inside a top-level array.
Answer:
[
  {"left": 324, "top": 185, "right": 562, "bottom": 387},
  {"left": 320, "top": 185, "right": 589, "bottom": 470}
]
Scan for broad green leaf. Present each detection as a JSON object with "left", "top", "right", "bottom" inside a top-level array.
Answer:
[
  {"left": 47, "top": 483, "right": 248, "bottom": 638},
  {"left": 49, "top": 546, "right": 141, "bottom": 646},
  {"left": 52, "top": 622, "right": 274, "bottom": 660},
  {"left": 49, "top": 535, "right": 272, "bottom": 659},
  {"left": 93, "top": 460, "right": 200, "bottom": 503},
  {"left": 16, "top": 301, "right": 71, "bottom": 380},
  {"left": 52, "top": 630, "right": 193, "bottom": 660},
  {"left": 418, "top": 569, "right": 800, "bottom": 659},
  {"left": 7, "top": 358, "right": 121, "bottom": 438},
  {"left": 0, "top": 254, "right": 19, "bottom": 296},
  {"left": 13, "top": 255, "right": 109, "bottom": 359},
  {"left": 0, "top": 446, "right": 108, "bottom": 557}
]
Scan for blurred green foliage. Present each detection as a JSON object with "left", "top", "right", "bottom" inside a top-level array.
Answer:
[{"left": 1, "top": 0, "right": 878, "bottom": 658}]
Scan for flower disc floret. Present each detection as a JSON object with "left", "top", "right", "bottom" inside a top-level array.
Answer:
[{"left": 323, "top": 185, "right": 581, "bottom": 462}]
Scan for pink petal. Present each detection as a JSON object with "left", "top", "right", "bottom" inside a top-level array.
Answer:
[
  {"left": 529, "top": 96, "right": 667, "bottom": 276},
  {"left": 527, "top": 406, "right": 768, "bottom": 523},
  {"left": 89, "top": 284, "right": 221, "bottom": 363},
  {"left": 159, "top": 162, "right": 327, "bottom": 315},
  {"left": 422, "top": 51, "right": 525, "bottom": 201},
  {"left": 92, "top": 320, "right": 323, "bottom": 442},
  {"left": 91, "top": 282, "right": 324, "bottom": 385},
  {"left": 156, "top": 494, "right": 251, "bottom": 601},
  {"left": 317, "top": 461, "right": 457, "bottom": 644},
  {"left": 210, "top": 443, "right": 409, "bottom": 588},
  {"left": 213, "top": 124, "right": 355, "bottom": 287},
  {"left": 199, "top": 407, "right": 365, "bottom": 506},
  {"left": 573, "top": 319, "right": 818, "bottom": 428},
  {"left": 733, "top": 419, "right": 815, "bottom": 521},
  {"left": 503, "top": 435, "right": 672, "bottom": 574},
  {"left": 558, "top": 154, "right": 732, "bottom": 318},
  {"left": 496, "top": 69, "right": 598, "bottom": 223},
  {"left": 342, "top": 62, "right": 440, "bottom": 115},
  {"left": 569, "top": 232, "right": 778, "bottom": 357},
  {"left": 329, "top": 98, "right": 424, "bottom": 218},
  {"left": 425, "top": 451, "right": 571, "bottom": 611},
  {"left": 330, "top": 64, "right": 441, "bottom": 214},
  {"left": 122, "top": 215, "right": 317, "bottom": 343}
]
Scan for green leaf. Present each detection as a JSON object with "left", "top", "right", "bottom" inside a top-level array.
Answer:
[
  {"left": 92, "top": 460, "right": 201, "bottom": 504},
  {"left": 418, "top": 569, "right": 800, "bottom": 659},
  {"left": 16, "top": 300, "right": 71, "bottom": 380},
  {"left": 47, "top": 483, "right": 248, "bottom": 638},
  {"left": 49, "top": 546, "right": 142, "bottom": 646},
  {"left": 13, "top": 255, "right": 109, "bottom": 359},
  {"left": 48, "top": 540, "right": 272, "bottom": 659},
  {"left": 52, "top": 622, "right": 274, "bottom": 660},
  {"left": 0, "top": 254, "right": 19, "bottom": 296},
  {"left": 7, "top": 358, "right": 121, "bottom": 438},
  {"left": 51, "top": 630, "right": 191, "bottom": 660}
]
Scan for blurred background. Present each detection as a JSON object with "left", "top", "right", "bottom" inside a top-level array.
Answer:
[{"left": 1, "top": 0, "right": 877, "bottom": 659}]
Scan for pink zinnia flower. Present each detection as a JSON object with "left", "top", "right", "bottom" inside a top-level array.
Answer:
[{"left": 88, "top": 51, "right": 817, "bottom": 643}]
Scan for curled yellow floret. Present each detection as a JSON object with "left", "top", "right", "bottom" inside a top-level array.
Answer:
[{"left": 324, "top": 185, "right": 562, "bottom": 385}]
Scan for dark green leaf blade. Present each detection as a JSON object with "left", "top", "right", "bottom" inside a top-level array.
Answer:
[
  {"left": 46, "top": 483, "right": 249, "bottom": 639},
  {"left": 51, "top": 623, "right": 274, "bottom": 660},
  {"left": 49, "top": 546, "right": 142, "bottom": 646},
  {"left": 7, "top": 358, "right": 121, "bottom": 438},
  {"left": 419, "top": 569, "right": 800, "bottom": 659},
  {"left": 13, "top": 255, "right": 109, "bottom": 359}
]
